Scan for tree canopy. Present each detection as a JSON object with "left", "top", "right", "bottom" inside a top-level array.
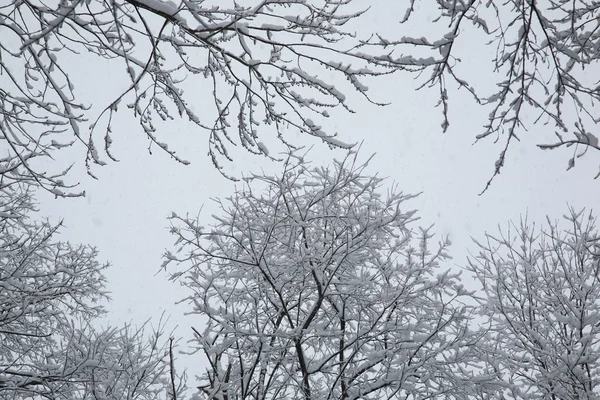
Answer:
[
  {"left": 0, "top": 0, "right": 405, "bottom": 194},
  {"left": 397, "top": 1, "right": 600, "bottom": 189},
  {"left": 0, "top": 183, "right": 185, "bottom": 399},
  {"left": 2, "top": 1, "right": 600, "bottom": 194},
  {"left": 165, "top": 154, "right": 490, "bottom": 400},
  {"left": 3, "top": 0, "right": 600, "bottom": 397},
  {"left": 469, "top": 208, "right": 600, "bottom": 399},
  {"left": 164, "top": 152, "right": 600, "bottom": 399}
]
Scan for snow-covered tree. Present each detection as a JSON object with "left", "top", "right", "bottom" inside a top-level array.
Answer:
[
  {"left": 468, "top": 208, "right": 600, "bottom": 399},
  {"left": 0, "top": 0, "right": 406, "bottom": 194},
  {"left": 0, "top": 183, "right": 185, "bottom": 399},
  {"left": 396, "top": 2, "right": 600, "bottom": 189},
  {"left": 165, "top": 153, "right": 485, "bottom": 400}
]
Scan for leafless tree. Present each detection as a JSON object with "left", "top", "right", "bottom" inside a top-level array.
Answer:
[
  {"left": 0, "top": 182, "right": 185, "bottom": 399},
  {"left": 468, "top": 208, "right": 600, "bottom": 399},
  {"left": 0, "top": 0, "right": 407, "bottom": 195},
  {"left": 164, "top": 153, "right": 489, "bottom": 400},
  {"left": 396, "top": 1, "right": 600, "bottom": 190}
]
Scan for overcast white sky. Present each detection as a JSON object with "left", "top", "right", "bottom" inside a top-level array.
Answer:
[{"left": 29, "top": 0, "right": 600, "bottom": 384}]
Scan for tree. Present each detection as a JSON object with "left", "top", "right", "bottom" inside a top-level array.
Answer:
[
  {"left": 164, "top": 153, "right": 487, "bottom": 400},
  {"left": 0, "top": 182, "right": 185, "bottom": 399},
  {"left": 0, "top": 0, "right": 404, "bottom": 194},
  {"left": 396, "top": 2, "right": 600, "bottom": 189},
  {"left": 468, "top": 208, "right": 600, "bottom": 399}
]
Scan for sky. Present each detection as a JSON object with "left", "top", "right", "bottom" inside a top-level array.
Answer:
[{"left": 25, "top": 0, "right": 600, "bottom": 386}]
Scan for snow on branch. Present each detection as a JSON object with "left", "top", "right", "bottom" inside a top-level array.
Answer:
[{"left": 1, "top": 0, "right": 412, "bottom": 189}]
